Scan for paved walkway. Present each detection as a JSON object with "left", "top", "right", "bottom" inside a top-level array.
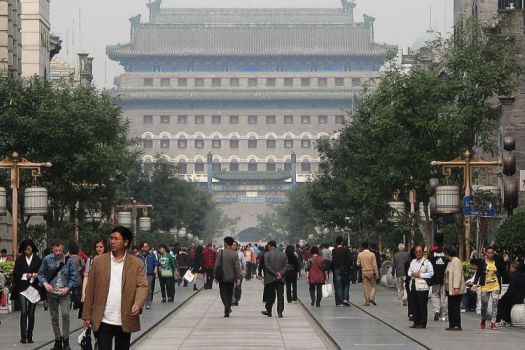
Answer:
[
  {"left": 0, "top": 280, "right": 199, "bottom": 349},
  {"left": 352, "top": 284, "right": 525, "bottom": 350},
  {"left": 297, "top": 279, "right": 424, "bottom": 350},
  {"left": 133, "top": 279, "right": 337, "bottom": 350}
]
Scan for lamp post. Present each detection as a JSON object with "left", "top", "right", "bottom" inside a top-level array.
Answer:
[
  {"left": 431, "top": 151, "right": 502, "bottom": 259},
  {"left": 118, "top": 198, "right": 153, "bottom": 246},
  {"left": 0, "top": 152, "right": 52, "bottom": 255}
]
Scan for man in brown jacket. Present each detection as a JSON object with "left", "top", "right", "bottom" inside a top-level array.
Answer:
[
  {"left": 82, "top": 226, "right": 148, "bottom": 350},
  {"left": 357, "top": 241, "right": 379, "bottom": 306}
]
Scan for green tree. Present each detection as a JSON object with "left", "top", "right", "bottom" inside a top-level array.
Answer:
[
  {"left": 496, "top": 210, "right": 525, "bottom": 256},
  {"left": 0, "top": 77, "right": 139, "bottom": 245},
  {"left": 126, "top": 159, "right": 226, "bottom": 242},
  {"left": 308, "top": 19, "right": 521, "bottom": 250}
]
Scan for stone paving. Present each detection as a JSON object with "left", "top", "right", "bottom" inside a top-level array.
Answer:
[
  {"left": 351, "top": 283, "right": 525, "bottom": 350},
  {"left": 297, "top": 279, "right": 424, "bottom": 350},
  {"left": 0, "top": 280, "right": 199, "bottom": 349},
  {"left": 133, "top": 279, "right": 337, "bottom": 350}
]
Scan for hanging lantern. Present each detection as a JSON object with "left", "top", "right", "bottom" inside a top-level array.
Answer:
[
  {"left": 0, "top": 187, "right": 6, "bottom": 216},
  {"left": 435, "top": 185, "right": 460, "bottom": 214},
  {"left": 308, "top": 234, "right": 315, "bottom": 240},
  {"left": 117, "top": 212, "right": 132, "bottom": 228},
  {"left": 24, "top": 187, "right": 48, "bottom": 215},
  {"left": 179, "top": 227, "right": 187, "bottom": 237},
  {"left": 198, "top": 239, "right": 204, "bottom": 245},
  {"left": 187, "top": 233, "right": 194, "bottom": 240},
  {"left": 388, "top": 201, "right": 406, "bottom": 222},
  {"left": 139, "top": 217, "right": 151, "bottom": 231},
  {"left": 170, "top": 228, "right": 177, "bottom": 236},
  {"left": 85, "top": 210, "right": 102, "bottom": 223}
]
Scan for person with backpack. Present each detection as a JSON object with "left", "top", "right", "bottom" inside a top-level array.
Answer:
[
  {"left": 429, "top": 236, "right": 448, "bottom": 322},
  {"left": 67, "top": 242, "right": 85, "bottom": 311},
  {"left": 158, "top": 244, "right": 177, "bottom": 302},
  {"left": 11, "top": 239, "right": 44, "bottom": 344},
  {"left": 38, "top": 240, "right": 78, "bottom": 350}
]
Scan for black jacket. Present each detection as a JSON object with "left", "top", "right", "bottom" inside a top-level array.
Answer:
[
  {"left": 12, "top": 254, "right": 44, "bottom": 299},
  {"left": 473, "top": 259, "right": 504, "bottom": 288},
  {"left": 504, "top": 271, "right": 525, "bottom": 302},
  {"left": 331, "top": 246, "right": 352, "bottom": 272}
]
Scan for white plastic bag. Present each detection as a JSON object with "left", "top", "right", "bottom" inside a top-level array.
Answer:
[
  {"left": 183, "top": 269, "right": 195, "bottom": 284},
  {"left": 322, "top": 283, "right": 333, "bottom": 298}
]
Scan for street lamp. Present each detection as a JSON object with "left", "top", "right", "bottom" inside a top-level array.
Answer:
[
  {"left": 431, "top": 150, "right": 503, "bottom": 258},
  {"left": 117, "top": 198, "right": 153, "bottom": 246},
  {"left": 0, "top": 152, "right": 52, "bottom": 255}
]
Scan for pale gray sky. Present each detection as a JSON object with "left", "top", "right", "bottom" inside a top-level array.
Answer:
[{"left": 50, "top": 0, "right": 453, "bottom": 88}]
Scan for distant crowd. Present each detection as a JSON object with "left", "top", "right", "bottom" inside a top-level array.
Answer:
[{"left": 2, "top": 231, "right": 525, "bottom": 349}]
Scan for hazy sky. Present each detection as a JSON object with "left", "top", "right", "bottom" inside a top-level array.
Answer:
[{"left": 50, "top": 0, "right": 453, "bottom": 88}]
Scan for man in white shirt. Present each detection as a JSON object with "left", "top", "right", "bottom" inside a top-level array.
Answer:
[
  {"left": 407, "top": 244, "right": 434, "bottom": 329},
  {"left": 83, "top": 226, "right": 148, "bottom": 350}
]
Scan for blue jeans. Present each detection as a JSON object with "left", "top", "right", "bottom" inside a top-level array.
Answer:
[{"left": 334, "top": 269, "right": 350, "bottom": 303}]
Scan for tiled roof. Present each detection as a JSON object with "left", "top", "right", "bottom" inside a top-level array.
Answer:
[
  {"left": 213, "top": 171, "right": 292, "bottom": 181},
  {"left": 107, "top": 23, "right": 392, "bottom": 59},
  {"left": 113, "top": 88, "right": 360, "bottom": 101},
  {"left": 150, "top": 8, "right": 355, "bottom": 25}
]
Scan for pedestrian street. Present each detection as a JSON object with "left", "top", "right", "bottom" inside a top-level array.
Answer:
[{"left": 132, "top": 279, "right": 337, "bottom": 350}]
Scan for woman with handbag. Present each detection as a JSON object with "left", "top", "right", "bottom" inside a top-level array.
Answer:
[
  {"left": 11, "top": 239, "right": 43, "bottom": 344},
  {"left": 407, "top": 244, "right": 434, "bottom": 329},
  {"left": 158, "top": 244, "right": 177, "bottom": 302},
  {"left": 192, "top": 245, "right": 205, "bottom": 291},
  {"left": 306, "top": 246, "right": 328, "bottom": 307}
]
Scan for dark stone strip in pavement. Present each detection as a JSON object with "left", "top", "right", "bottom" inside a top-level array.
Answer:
[
  {"left": 25, "top": 283, "right": 201, "bottom": 350},
  {"left": 349, "top": 299, "right": 432, "bottom": 350},
  {"left": 129, "top": 287, "right": 202, "bottom": 347},
  {"left": 297, "top": 297, "right": 343, "bottom": 350},
  {"left": 354, "top": 285, "right": 525, "bottom": 350},
  {"left": 297, "top": 279, "right": 425, "bottom": 350}
]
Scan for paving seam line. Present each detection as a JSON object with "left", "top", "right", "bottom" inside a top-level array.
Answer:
[
  {"left": 131, "top": 287, "right": 203, "bottom": 346},
  {"left": 297, "top": 298, "right": 342, "bottom": 350},
  {"left": 32, "top": 288, "right": 202, "bottom": 350},
  {"left": 349, "top": 301, "right": 433, "bottom": 350}
]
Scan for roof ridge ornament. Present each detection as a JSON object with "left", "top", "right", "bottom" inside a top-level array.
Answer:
[
  {"left": 341, "top": 0, "right": 356, "bottom": 13},
  {"left": 129, "top": 14, "right": 141, "bottom": 25},
  {"left": 146, "top": 0, "right": 162, "bottom": 13}
]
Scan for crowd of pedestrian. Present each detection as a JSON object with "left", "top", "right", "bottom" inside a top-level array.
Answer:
[
  {"left": 2, "top": 229, "right": 525, "bottom": 349},
  {"left": 390, "top": 237, "right": 525, "bottom": 332}
]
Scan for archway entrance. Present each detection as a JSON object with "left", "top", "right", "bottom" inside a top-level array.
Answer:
[{"left": 237, "top": 227, "right": 265, "bottom": 243}]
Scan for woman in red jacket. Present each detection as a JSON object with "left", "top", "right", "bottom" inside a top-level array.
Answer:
[{"left": 306, "top": 246, "right": 328, "bottom": 307}]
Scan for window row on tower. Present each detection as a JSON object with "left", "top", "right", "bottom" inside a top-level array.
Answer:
[
  {"left": 142, "top": 158, "right": 316, "bottom": 174},
  {"left": 142, "top": 114, "right": 346, "bottom": 125},
  {"left": 142, "top": 76, "right": 362, "bottom": 88},
  {"left": 142, "top": 136, "right": 319, "bottom": 150}
]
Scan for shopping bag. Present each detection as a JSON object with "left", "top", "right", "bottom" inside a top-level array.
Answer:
[
  {"left": 183, "top": 269, "right": 195, "bottom": 284},
  {"left": 322, "top": 283, "right": 333, "bottom": 298},
  {"left": 77, "top": 328, "right": 93, "bottom": 350}
]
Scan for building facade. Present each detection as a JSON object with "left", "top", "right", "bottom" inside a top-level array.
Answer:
[
  {"left": 20, "top": 0, "right": 61, "bottom": 78},
  {"left": 0, "top": 0, "right": 22, "bottom": 77},
  {"left": 107, "top": 0, "right": 391, "bottom": 236}
]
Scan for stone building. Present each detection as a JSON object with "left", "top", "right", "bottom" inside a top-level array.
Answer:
[
  {"left": 0, "top": 0, "right": 22, "bottom": 77},
  {"left": 107, "top": 0, "right": 392, "bottom": 236},
  {"left": 20, "top": 0, "right": 61, "bottom": 78},
  {"left": 0, "top": 0, "right": 60, "bottom": 78}
]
